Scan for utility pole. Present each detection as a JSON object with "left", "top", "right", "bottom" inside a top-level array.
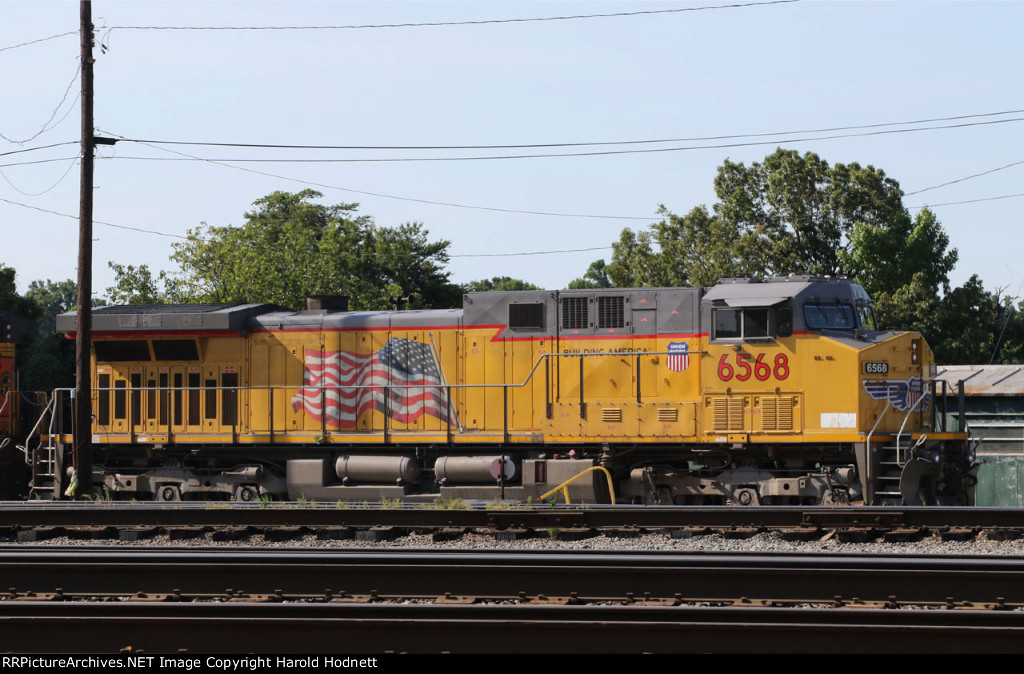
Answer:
[{"left": 74, "top": 0, "right": 94, "bottom": 497}]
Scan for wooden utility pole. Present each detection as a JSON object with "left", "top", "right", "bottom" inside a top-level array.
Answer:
[{"left": 74, "top": 0, "right": 94, "bottom": 496}]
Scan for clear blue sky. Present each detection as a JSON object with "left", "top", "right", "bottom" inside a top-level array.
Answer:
[{"left": 2, "top": 0, "right": 1021, "bottom": 300}]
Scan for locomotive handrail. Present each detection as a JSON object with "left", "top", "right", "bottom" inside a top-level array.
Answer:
[
  {"left": 18, "top": 392, "right": 53, "bottom": 465},
  {"left": 47, "top": 349, "right": 709, "bottom": 447},
  {"left": 896, "top": 384, "right": 932, "bottom": 464},
  {"left": 539, "top": 465, "right": 617, "bottom": 505}
]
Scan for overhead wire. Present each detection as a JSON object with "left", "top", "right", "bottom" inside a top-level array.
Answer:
[
  {"left": 0, "top": 31, "right": 77, "bottom": 54},
  {"left": 0, "top": 197, "right": 189, "bottom": 239},
  {"left": 0, "top": 141, "right": 80, "bottom": 158},
  {"left": 0, "top": 158, "right": 79, "bottom": 197},
  {"left": 117, "top": 107, "right": 1024, "bottom": 152},
  {"left": 97, "top": 129, "right": 655, "bottom": 220},
  {"left": 905, "top": 159, "right": 1024, "bottom": 196},
  {"left": 108, "top": 116, "right": 1024, "bottom": 163},
  {"left": 909, "top": 193, "right": 1024, "bottom": 209},
  {"left": 0, "top": 156, "right": 81, "bottom": 169},
  {"left": 0, "top": 65, "right": 81, "bottom": 145},
  {"left": 103, "top": 1, "right": 801, "bottom": 33}
]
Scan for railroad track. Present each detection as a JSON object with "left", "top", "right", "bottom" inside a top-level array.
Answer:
[
  {"left": 4, "top": 502, "right": 1024, "bottom": 541},
  {"left": 2, "top": 547, "right": 1024, "bottom": 652}
]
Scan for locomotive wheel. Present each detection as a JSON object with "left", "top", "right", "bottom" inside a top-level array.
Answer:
[
  {"left": 155, "top": 484, "right": 182, "bottom": 502},
  {"left": 235, "top": 485, "right": 259, "bottom": 502}
]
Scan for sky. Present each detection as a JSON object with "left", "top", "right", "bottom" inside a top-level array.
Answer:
[{"left": 1, "top": 0, "right": 1022, "bottom": 301}]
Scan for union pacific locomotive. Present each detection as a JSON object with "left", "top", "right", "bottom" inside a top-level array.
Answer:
[{"left": 38, "top": 276, "right": 973, "bottom": 505}]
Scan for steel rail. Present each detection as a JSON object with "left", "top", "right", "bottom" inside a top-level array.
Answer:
[
  {"left": 3, "top": 547, "right": 1024, "bottom": 605},
  {"left": 3, "top": 502, "right": 1024, "bottom": 531},
  {"left": 3, "top": 601, "right": 1024, "bottom": 653}
]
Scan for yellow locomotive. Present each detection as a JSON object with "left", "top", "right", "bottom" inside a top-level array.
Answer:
[{"left": 43, "top": 276, "right": 972, "bottom": 505}]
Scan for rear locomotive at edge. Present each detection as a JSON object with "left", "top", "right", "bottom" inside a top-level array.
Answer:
[{"left": 41, "top": 276, "right": 974, "bottom": 506}]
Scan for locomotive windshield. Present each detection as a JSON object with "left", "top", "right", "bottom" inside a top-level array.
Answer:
[
  {"left": 856, "top": 302, "right": 877, "bottom": 330},
  {"left": 803, "top": 303, "right": 855, "bottom": 330}
]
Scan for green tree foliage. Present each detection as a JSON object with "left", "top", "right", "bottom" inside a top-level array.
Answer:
[
  {"left": 0, "top": 266, "right": 41, "bottom": 319},
  {"left": 610, "top": 149, "right": 909, "bottom": 286},
  {"left": 105, "top": 263, "right": 173, "bottom": 305},
  {"left": 21, "top": 279, "right": 78, "bottom": 391},
  {"left": 465, "top": 277, "right": 541, "bottom": 292},
  {"left": 110, "top": 190, "right": 462, "bottom": 311},
  {"left": 567, "top": 259, "right": 612, "bottom": 289}
]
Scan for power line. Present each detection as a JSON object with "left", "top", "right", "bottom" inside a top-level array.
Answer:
[
  {"left": 0, "top": 141, "right": 79, "bottom": 158},
  {"left": 450, "top": 246, "right": 611, "bottom": 258},
  {"left": 104, "top": 1, "right": 800, "bottom": 33},
  {"left": 107, "top": 116, "right": 1024, "bottom": 164},
  {"left": 97, "top": 130, "right": 655, "bottom": 220},
  {"left": 0, "top": 156, "right": 81, "bottom": 169},
  {"left": 116, "top": 107, "right": 1024, "bottom": 152},
  {"left": 0, "top": 197, "right": 189, "bottom": 239},
  {"left": 905, "top": 159, "right": 1024, "bottom": 196},
  {"left": 0, "top": 31, "right": 77, "bottom": 54},
  {"left": 0, "top": 65, "right": 81, "bottom": 145},
  {"left": 909, "top": 193, "right": 1024, "bottom": 209},
  {"left": 0, "top": 158, "right": 78, "bottom": 197}
]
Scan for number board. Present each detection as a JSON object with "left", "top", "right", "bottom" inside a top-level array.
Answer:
[{"left": 864, "top": 362, "right": 889, "bottom": 375}]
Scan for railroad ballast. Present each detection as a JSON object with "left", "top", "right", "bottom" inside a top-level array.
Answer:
[{"left": 42, "top": 275, "right": 974, "bottom": 505}]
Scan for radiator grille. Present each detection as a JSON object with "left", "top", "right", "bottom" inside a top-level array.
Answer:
[
  {"left": 712, "top": 397, "right": 745, "bottom": 431},
  {"left": 760, "top": 396, "right": 794, "bottom": 431},
  {"left": 657, "top": 408, "right": 678, "bottom": 422}
]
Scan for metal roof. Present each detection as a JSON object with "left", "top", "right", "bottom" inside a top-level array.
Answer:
[{"left": 934, "top": 365, "right": 1024, "bottom": 397}]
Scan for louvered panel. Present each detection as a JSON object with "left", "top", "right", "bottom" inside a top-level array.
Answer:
[
  {"left": 760, "top": 396, "right": 794, "bottom": 432},
  {"left": 601, "top": 407, "right": 622, "bottom": 423},
  {"left": 761, "top": 397, "right": 778, "bottom": 431},
  {"left": 657, "top": 408, "right": 678, "bottom": 422},
  {"left": 712, "top": 398, "right": 729, "bottom": 431},
  {"left": 776, "top": 396, "right": 793, "bottom": 431},
  {"left": 728, "top": 398, "right": 745, "bottom": 431}
]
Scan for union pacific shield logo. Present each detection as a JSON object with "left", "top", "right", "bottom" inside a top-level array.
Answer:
[{"left": 667, "top": 342, "right": 690, "bottom": 372}]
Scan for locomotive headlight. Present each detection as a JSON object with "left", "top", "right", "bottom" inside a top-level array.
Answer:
[{"left": 911, "top": 339, "right": 921, "bottom": 363}]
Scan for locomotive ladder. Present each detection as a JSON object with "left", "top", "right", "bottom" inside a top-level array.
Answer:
[
  {"left": 19, "top": 395, "right": 62, "bottom": 499},
  {"left": 29, "top": 438, "right": 62, "bottom": 499},
  {"left": 874, "top": 437, "right": 912, "bottom": 505}
]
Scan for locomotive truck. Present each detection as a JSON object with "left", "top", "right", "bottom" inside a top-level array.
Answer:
[{"left": 35, "top": 275, "right": 973, "bottom": 505}]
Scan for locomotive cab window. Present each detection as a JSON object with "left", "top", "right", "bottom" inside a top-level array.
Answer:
[
  {"left": 856, "top": 303, "right": 877, "bottom": 331},
  {"left": 713, "top": 307, "right": 772, "bottom": 341},
  {"left": 803, "top": 303, "right": 855, "bottom": 331}
]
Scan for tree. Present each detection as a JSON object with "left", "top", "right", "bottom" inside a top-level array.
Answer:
[
  {"left": 611, "top": 149, "right": 910, "bottom": 286},
  {"left": 106, "top": 263, "right": 175, "bottom": 305},
  {"left": 120, "top": 190, "right": 462, "bottom": 311},
  {"left": 567, "top": 259, "right": 612, "bottom": 289},
  {"left": 21, "top": 279, "right": 78, "bottom": 391},
  {"left": 465, "top": 277, "right": 541, "bottom": 292}
]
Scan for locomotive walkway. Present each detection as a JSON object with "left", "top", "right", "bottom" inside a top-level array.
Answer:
[{"left": 2, "top": 547, "right": 1024, "bottom": 652}]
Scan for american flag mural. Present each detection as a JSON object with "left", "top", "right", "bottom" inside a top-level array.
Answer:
[
  {"left": 666, "top": 341, "right": 690, "bottom": 372},
  {"left": 291, "top": 338, "right": 450, "bottom": 429}
]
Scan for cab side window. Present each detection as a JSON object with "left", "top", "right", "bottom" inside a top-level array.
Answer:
[{"left": 713, "top": 307, "right": 772, "bottom": 341}]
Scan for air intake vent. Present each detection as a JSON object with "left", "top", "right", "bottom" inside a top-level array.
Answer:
[
  {"left": 509, "top": 303, "right": 544, "bottom": 330},
  {"left": 657, "top": 408, "right": 678, "bottom": 422},
  {"left": 760, "top": 396, "right": 794, "bottom": 431},
  {"left": 712, "top": 397, "right": 745, "bottom": 431},
  {"left": 601, "top": 408, "right": 622, "bottom": 423},
  {"left": 597, "top": 296, "right": 625, "bottom": 329},
  {"left": 562, "top": 296, "right": 588, "bottom": 330}
]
